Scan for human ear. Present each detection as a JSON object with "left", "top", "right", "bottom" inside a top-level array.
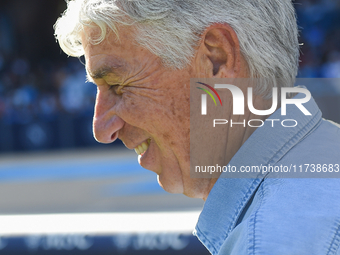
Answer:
[{"left": 197, "top": 24, "right": 243, "bottom": 78}]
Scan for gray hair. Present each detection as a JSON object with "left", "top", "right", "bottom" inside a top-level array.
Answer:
[{"left": 54, "top": 0, "right": 299, "bottom": 97}]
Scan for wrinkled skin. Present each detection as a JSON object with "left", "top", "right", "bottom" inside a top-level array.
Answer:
[
  {"left": 82, "top": 24, "right": 257, "bottom": 199},
  {"left": 82, "top": 26, "right": 201, "bottom": 197}
]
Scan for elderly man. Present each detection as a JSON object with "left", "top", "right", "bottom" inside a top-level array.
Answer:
[{"left": 55, "top": 1, "right": 340, "bottom": 254}]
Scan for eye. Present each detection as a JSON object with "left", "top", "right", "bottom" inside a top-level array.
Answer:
[
  {"left": 108, "top": 84, "right": 119, "bottom": 90},
  {"left": 109, "top": 84, "right": 123, "bottom": 95}
]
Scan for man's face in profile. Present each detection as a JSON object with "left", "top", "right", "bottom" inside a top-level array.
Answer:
[{"left": 82, "top": 25, "right": 200, "bottom": 196}]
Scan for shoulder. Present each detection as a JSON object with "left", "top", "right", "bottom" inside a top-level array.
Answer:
[
  {"left": 255, "top": 179, "right": 340, "bottom": 254},
  {"left": 292, "top": 119, "right": 340, "bottom": 157},
  {"left": 219, "top": 178, "right": 340, "bottom": 255}
]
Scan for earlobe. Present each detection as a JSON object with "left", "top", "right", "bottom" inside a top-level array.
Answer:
[{"left": 198, "top": 24, "right": 242, "bottom": 78}]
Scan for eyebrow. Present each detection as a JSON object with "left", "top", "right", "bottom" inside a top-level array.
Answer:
[{"left": 86, "top": 64, "right": 124, "bottom": 83}]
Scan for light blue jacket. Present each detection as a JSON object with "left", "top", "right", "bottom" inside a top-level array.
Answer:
[{"left": 194, "top": 93, "right": 340, "bottom": 255}]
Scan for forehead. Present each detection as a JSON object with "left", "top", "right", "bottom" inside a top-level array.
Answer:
[
  {"left": 81, "top": 24, "right": 164, "bottom": 83},
  {"left": 81, "top": 25, "right": 135, "bottom": 78},
  {"left": 83, "top": 24, "right": 140, "bottom": 55}
]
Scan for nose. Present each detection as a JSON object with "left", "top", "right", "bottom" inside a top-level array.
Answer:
[{"left": 92, "top": 89, "right": 125, "bottom": 143}]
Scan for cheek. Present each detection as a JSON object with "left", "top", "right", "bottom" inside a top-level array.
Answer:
[
  {"left": 118, "top": 86, "right": 190, "bottom": 140},
  {"left": 162, "top": 96, "right": 191, "bottom": 149},
  {"left": 169, "top": 89, "right": 191, "bottom": 127},
  {"left": 117, "top": 90, "right": 164, "bottom": 129}
]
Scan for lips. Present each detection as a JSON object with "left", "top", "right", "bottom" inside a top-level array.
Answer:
[{"left": 134, "top": 139, "right": 151, "bottom": 156}]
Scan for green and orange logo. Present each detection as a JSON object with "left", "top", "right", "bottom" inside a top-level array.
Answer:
[{"left": 196, "top": 82, "right": 223, "bottom": 107}]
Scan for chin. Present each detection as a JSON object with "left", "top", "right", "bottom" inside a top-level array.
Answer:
[
  {"left": 157, "top": 174, "right": 207, "bottom": 199},
  {"left": 157, "top": 174, "right": 184, "bottom": 194}
]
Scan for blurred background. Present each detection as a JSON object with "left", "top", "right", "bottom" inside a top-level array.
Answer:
[{"left": 0, "top": 0, "right": 339, "bottom": 254}]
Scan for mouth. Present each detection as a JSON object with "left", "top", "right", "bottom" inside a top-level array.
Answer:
[{"left": 134, "top": 139, "right": 151, "bottom": 157}]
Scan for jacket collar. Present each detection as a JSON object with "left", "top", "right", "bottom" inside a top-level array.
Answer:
[{"left": 194, "top": 93, "right": 322, "bottom": 254}]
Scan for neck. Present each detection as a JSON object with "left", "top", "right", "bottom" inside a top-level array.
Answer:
[{"left": 202, "top": 94, "right": 275, "bottom": 201}]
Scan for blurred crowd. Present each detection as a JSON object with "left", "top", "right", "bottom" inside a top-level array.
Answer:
[
  {"left": 296, "top": 0, "right": 340, "bottom": 78},
  {"left": 0, "top": 57, "right": 96, "bottom": 125},
  {"left": 0, "top": 0, "right": 96, "bottom": 127},
  {"left": 0, "top": 0, "right": 339, "bottom": 151}
]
